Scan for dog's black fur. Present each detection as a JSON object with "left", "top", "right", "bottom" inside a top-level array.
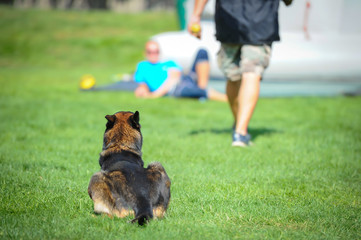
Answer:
[{"left": 88, "top": 111, "right": 171, "bottom": 225}]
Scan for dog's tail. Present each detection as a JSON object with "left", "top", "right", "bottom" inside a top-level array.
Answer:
[{"left": 132, "top": 197, "right": 153, "bottom": 226}]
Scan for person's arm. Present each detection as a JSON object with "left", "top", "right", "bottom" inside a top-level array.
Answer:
[
  {"left": 134, "top": 62, "right": 152, "bottom": 98},
  {"left": 144, "top": 69, "right": 181, "bottom": 99},
  {"left": 187, "top": 0, "right": 209, "bottom": 39},
  {"left": 134, "top": 83, "right": 151, "bottom": 98}
]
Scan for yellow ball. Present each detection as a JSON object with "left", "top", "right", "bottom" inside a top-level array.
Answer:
[
  {"left": 191, "top": 23, "right": 201, "bottom": 33},
  {"left": 80, "top": 75, "right": 96, "bottom": 90}
]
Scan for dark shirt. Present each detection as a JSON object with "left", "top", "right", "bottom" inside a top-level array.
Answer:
[{"left": 215, "top": 0, "right": 281, "bottom": 45}]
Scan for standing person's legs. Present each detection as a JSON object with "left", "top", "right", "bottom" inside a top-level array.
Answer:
[
  {"left": 218, "top": 44, "right": 242, "bottom": 126},
  {"left": 226, "top": 80, "right": 241, "bottom": 122},
  {"left": 236, "top": 45, "right": 271, "bottom": 137},
  {"left": 235, "top": 72, "right": 261, "bottom": 136},
  {"left": 218, "top": 44, "right": 271, "bottom": 146}
]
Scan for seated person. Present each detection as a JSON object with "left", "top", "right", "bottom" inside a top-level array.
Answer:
[{"left": 134, "top": 40, "right": 227, "bottom": 102}]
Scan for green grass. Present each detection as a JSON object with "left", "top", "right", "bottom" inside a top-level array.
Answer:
[{"left": 0, "top": 6, "right": 361, "bottom": 239}]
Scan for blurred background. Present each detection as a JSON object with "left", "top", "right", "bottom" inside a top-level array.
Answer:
[
  {"left": 153, "top": 0, "right": 361, "bottom": 97},
  {"left": 2, "top": 0, "right": 173, "bottom": 11},
  {"left": 1, "top": 0, "right": 361, "bottom": 97}
]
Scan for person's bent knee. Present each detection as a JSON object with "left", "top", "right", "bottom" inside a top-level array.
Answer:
[{"left": 195, "top": 48, "right": 209, "bottom": 62}]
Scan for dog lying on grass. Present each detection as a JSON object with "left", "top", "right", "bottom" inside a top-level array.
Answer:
[{"left": 88, "top": 111, "right": 171, "bottom": 225}]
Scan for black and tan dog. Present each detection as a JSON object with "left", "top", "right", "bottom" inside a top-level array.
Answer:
[{"left": 88, "top": 111, "right": 171, "bottom": 225}]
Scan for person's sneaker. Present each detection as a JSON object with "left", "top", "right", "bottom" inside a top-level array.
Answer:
[{"left": 232, "top": 132, "right": 252, "bottom": 147}]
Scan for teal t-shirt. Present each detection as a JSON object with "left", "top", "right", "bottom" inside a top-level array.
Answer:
[{"left": 134, "top": 60, "right": 182, "bottom": 92}]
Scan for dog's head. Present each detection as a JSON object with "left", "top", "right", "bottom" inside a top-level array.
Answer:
[{"left": 101, "top": 111, "right": 142, "bottom": 156}]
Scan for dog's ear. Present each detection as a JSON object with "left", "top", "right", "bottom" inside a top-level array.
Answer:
[
  {"left": 130, "top": 111, "right": 140, "bottom": 129},
  {"left": 105, "top": 114, "right": 116, "bottom": 130}
]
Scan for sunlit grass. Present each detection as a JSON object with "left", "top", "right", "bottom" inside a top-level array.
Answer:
[{"left": 0, "top": 6, "right": 360, "bottom": 239}]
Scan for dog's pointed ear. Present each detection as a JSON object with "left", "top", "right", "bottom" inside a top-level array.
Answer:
[
  {"left": 105, "top": 114, "right": 116, "bottom": 130},
  {"left": 130, "top": 111, "right": 140, "bottom": 129},
  {"left": 133, "top": 111, "right": 140, "bottom": 123}
]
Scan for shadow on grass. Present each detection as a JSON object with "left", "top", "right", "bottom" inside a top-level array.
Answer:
[
  {"left": 248, "top": 127, "right": 279, "bottom": 140},
  {"left": 189, "top": 127, "right": 278, "bottom": 140}
]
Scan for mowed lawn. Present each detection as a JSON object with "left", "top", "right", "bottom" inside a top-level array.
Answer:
[{"left": 0, "top": 6, "right": 360, "bottom": 239}]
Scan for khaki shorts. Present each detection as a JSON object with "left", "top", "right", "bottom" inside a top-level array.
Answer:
[{"left": 217, "top": 43, "right": 272, "bottom": 81}]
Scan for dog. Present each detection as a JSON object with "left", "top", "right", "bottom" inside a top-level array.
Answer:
[{"left": 88, "top": 111, "right": 171, "bottom": 225}]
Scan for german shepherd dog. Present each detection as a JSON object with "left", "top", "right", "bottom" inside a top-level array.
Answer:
[{"left": 88, "top": 111, "right": 171, "bottom": 225}]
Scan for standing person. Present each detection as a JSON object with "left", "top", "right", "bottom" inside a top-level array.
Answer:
[
  {"left": 134, "top": 40, "right": 227, "bottom": 102},
  {"left": 188, "top": 0, "right": 292, "bottom": 147}
]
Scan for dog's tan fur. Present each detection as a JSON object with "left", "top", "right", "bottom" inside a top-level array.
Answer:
[{"left": 88, "top": 111, "right": 171, "bottom": 225}]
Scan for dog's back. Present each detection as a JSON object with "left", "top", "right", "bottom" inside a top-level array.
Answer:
[
  {"left": 88, "top": 153, "right": 171, "bottom": 225},
  {"left": 88, "top": 111, "right": 171, "bottom": 225}
]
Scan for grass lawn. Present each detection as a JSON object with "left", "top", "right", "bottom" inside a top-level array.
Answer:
[{"left": 0, "top": 6, "right": 360, "bottom": 239}]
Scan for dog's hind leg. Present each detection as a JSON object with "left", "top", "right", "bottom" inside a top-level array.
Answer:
[
  {"left": 153, "top": 206, "right": 166, "bottom": 219},
  {"left": 114, "top": 198, "right": 134, "bottom": 218},
  {"left": 146, "top": 162, "right": 171, "bottom": 219},
  {"left": 88, "top": 172, "right": 115, "bottom": 217}
]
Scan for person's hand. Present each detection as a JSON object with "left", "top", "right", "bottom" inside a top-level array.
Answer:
[
  {"left": 134, "top": 84, "right": 150, "bottom": 98},
  {"left": 187, "top": 16, "right": 201, "bottom": 39}
]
